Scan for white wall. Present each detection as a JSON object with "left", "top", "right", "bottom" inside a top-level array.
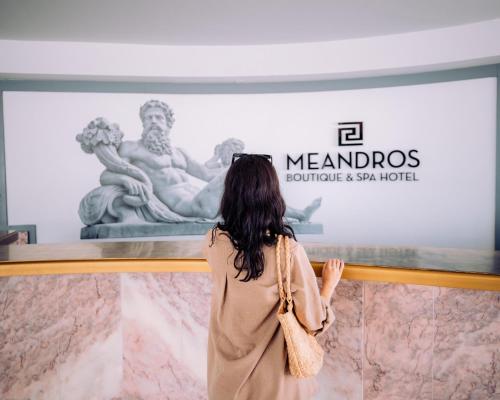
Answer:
[
  {"left": 3, "top": 77, "right": 496, "bottom": 248},
  {"left": 1, "top": 19, "right": 500, "bottom": 82}
]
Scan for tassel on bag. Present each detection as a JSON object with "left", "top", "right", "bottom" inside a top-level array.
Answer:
[{"left": 275, "top": 235, "right": 325, "bottom": 378}]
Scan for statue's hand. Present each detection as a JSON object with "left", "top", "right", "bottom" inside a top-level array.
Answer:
[
  {"left": 126, "top": 169, "right": 153, "bottom": 192},
  {"left": 123, "top": 179, "right": 152, "bottom": 204}
]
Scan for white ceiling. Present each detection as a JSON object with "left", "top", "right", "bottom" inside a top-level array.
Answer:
[{"left": 1, "top": 0, "right": 500, "bottom": 46}]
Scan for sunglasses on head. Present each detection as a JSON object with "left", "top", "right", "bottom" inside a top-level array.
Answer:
[{"left": 231, "top": 153, "right": 273, "bottom": 164}]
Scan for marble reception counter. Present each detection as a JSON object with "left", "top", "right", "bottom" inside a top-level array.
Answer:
[{"left": 0, "top": 241, "right": 499, "bottom": 399}]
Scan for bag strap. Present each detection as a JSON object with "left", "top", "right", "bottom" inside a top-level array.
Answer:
[{"left": 275, "top": 235, "right": 293, "bottom": 311}]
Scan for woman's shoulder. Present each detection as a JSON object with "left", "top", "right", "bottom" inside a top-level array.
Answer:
[
  {"left": 203, "top": 226, "right": 231, "bottom": 251},
  {"left": 285, "top": 235, "right": 302, "bottom": 253},
  {"left": 284, "top": 237, "right": 312, "bottom": 268},
  {"left": 202, "top": 227, "right": 217, "bottom": 256}
]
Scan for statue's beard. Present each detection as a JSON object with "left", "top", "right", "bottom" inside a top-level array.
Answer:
[{"left": 141, "top": 127, "right": 172, "bottom": 156}]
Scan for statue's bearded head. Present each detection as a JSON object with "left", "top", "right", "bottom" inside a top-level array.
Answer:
[{"left": 140, "top": 100, "right": 175, "bottom": 155}]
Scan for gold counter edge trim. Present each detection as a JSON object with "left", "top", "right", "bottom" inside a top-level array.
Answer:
[
  {"left": 0, "top": 259, "right": 499, "bottom": 291},
  {"left": 0, "top": 258, "right": 211, "bottom": 275}
]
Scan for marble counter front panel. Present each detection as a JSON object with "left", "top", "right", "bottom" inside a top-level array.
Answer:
[{"left": 0, "top": 273, "right": 498, "bottom": 400}]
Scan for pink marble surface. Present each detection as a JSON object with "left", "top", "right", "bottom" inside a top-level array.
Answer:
[
  {"left": 0, "top": 274, "right": 121, "bottom": 400},
  {"left": 363, "top": 282, "right": 434, "bottom": 400},
  {"left": 1, "top": 273, "right": 498, "bottom": 400},
  {"left": 317, "top": 279, "right": 363, "bottom": 400},
  {"left": 121, "top": 273, "right": 211, "bottom": 400},
  {"left": 433, "top": 287, "right": 500, "bottom": 399}
]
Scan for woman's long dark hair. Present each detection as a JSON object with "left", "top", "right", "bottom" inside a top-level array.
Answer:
[{"left": 211, "top": 154, "right": 295, "bottom": 282}]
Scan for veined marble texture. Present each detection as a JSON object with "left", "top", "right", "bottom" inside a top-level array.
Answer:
[
  {"left": 121, "top": 272, "right": 211, "bottom": 400},
  {"left": 316, "top": 279, "right": 363, "bottom": 400},
  {"left": 0, "top": 273, "right": 499, "bottom": 400},
  {"left": 363, "top": 282, "right": 500, "bottom": 400},
  {"left": 363, "top": 282, "right": 434, "bottom": 400},
  {"left": 0, "top": 273, "right": 121, "bottom": 400},
  {"left": 433, "top": 287, "right": 500, "bottom": 400}
]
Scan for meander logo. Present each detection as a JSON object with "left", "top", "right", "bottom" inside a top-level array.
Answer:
[{"left": 338, "top": 122, "right": 363, "bottom": 146}]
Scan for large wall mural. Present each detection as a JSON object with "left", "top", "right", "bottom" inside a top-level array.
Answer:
[{"left": 76, "top": 100, "right": 322, "bottom": 239}]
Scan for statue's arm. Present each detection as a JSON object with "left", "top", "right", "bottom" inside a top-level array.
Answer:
[
  {"left": 95, "top": 143, "right": 152, "bottom": 189},
  {"left": 178, "top": 148, "right": 223, "bottom": 182},
  {"left": 204, "top": 156, "right": 222, "bottom": 169},
  {"left": 100, "top": 170, "right": 151, "bottom": 203},
  {"left": 100, "top": 170, "right": 127, "bottom": 187},
  {"left": 204, "top": 144, "right": 223, "bottom": 169}
]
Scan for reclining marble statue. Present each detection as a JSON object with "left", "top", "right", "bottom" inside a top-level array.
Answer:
[{"left": 76, "top": 100, "right": 322, "bottom": 237}]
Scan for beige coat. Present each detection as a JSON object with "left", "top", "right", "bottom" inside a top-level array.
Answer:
[{"left": 203, "top": 229, "right": 335, "bottom": 400}]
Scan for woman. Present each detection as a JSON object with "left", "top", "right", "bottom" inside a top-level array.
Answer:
[{"left": 203, "top": 154, "right": 344, "bottom": 400}]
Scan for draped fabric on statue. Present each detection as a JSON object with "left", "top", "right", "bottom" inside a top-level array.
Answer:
[{"left": 78, "top": 184, "right": 187, "bottom": 225}]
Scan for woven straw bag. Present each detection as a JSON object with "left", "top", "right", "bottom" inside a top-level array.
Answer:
[{"left": 275, "top": 235, "right": 324, "bottom": 378}]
